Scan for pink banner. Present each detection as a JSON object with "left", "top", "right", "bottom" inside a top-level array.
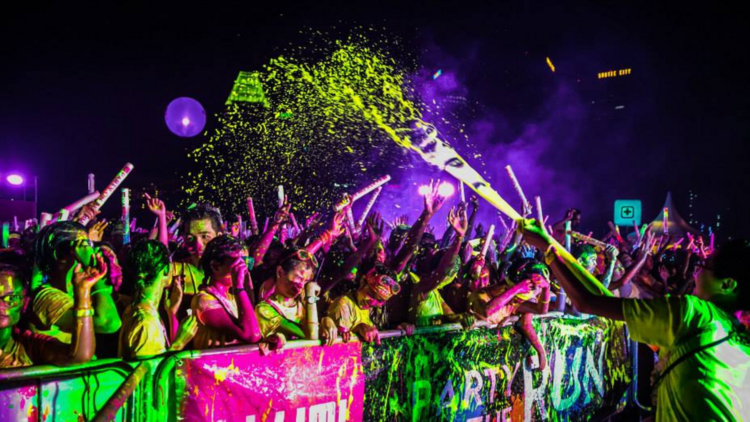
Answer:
[{"left": 178, "top": 342, "right": 365, "bottom": 422}]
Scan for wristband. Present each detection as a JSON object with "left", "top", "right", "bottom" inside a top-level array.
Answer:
[
  {"left": 230, "top": 287, "right": 246, "bottom": 295},
  {"left": 75, "top": 308, "right": 95, "bottom": 317},
  {"left": 90, "top": 285, "right": 114, "bottom": 296}
]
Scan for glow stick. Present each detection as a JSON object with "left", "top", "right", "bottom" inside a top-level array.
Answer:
[
  {"left": 346, "top": 206, "right": 357, "bottom": 233},
  {"left": 710, "top": 232, "right": 715, "bottom": 251},
  {"left": 247, "top": 197, "right": 259, "bottom": 235},
  {"left": 40, "top": 213, "right": 53, "bottom": 227},
  {"left": 564, "top": 221, "right": 571, "bottom": 251},
  {"left": 87, "top": 173, "right": 95, "bottom": 194},
  {"left": 277, "top": 185, "right": 285, "bottom": 208},
  {"left": 607, "top": 221, "right": 624, "bottom": 243},
  {"left": 357, "top": 187, "right": 382, "bottom": 228},
  {"left": 13, "top": 216, "right": 18, "bottom": 232},
  {"left": 534, "top": 196, "right": 545, "bottom": 234},
  {"left": 334, "top": 175, "right": 391, "bottom": 211},
  {"left": 263, "top": 217, "right": 269, "bottom": 233},
  {"left": 568, "top": 231, "right": 608, "bottom": 249},
  {"left": 459, "top": 180, "right": 465, "bottom": 203},
  {"left": 1, "top": 222, "right": 8, "bottom": 248},
  {"left": 62, "top": 191, "right": 100, "bottom": 214},
  {"left": 481, "top": 224, "right": 495, "bottom": 258},
  {"left": 122, "top": 188, "right": 131, "bottom": 245},
  {"left": 57, "top": 209, "right": 70, "bottom": 222},
  {"left": 505, "top": 165, "right": 530, "bottom": 215},
  {"left": 662, "top": 207, "right": 669, "bottom": 236},
  {"left": 79, "top": 163, "right": 134, "bottom": 226},
  {"left": 168, "top": 217, "right": 182, "bottom": 234},
  {"left": 289, "top": 212, "right": 301, "bottom": 235}
]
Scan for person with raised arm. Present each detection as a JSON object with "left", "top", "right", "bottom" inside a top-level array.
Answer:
[
  {"left": 408, "top": 204, "right": 474, "bottom": 328},
  {"left": 518, "top": 218, "right": 750, "bottom": 420},
  {"left": 191, "top": 236, "right": 262, "bottom": 349},
  {"left": 119, "top": 240, "right": 197, "bottom": 359},
  {"left": 1, "top": 258, "right": 101, "bottom": 368},
  {"left": 30, "top": 222, "right": 121, "bottom": 342},
  {"left": 144, "top": 194, "right": 169, "bottom": 247}
]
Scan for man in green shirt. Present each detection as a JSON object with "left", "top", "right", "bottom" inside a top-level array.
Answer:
[{"left": 520, "top": 220, "right": 750, "bottom": 421}]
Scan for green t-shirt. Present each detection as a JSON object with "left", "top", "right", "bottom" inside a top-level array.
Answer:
[{"left": 623, "top": 295, "right": 750, "bottom": 421}]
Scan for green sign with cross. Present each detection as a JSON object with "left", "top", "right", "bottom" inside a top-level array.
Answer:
[{"left": 614, "top": 199, "right": 642, "bottom": 226}]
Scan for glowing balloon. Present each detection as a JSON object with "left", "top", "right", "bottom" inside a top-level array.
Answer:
[{"left": 165, "top": 97, "right": 206, "bottom": 137}]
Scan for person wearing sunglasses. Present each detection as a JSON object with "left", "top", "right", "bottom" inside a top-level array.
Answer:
[
  {"left": 519, "top": 219, "right": 750, "bottom": 421},
  {"left": 254, "top": 247, "right": 338, "bottom": 347},
  {"left": 327, "top": 264, "right": 414, "bottom": 345},
  {"left": 0, "top": 259, "right": 101, "bottom": 368},
  {"left": 28, "top": 221, "right": 121, "bottom": 344}
]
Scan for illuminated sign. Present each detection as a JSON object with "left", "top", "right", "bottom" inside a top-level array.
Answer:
[{"left": 597, "top": 68, "right": 631, "bottom": 79}]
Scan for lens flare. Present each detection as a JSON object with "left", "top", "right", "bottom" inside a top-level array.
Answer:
[{"left": 437, "top": 182, "right": 454, "bottom": 197}]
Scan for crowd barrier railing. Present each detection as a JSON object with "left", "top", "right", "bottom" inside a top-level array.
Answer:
[{"left": 1, "top": 314, "right": 637, "bottom": 421}]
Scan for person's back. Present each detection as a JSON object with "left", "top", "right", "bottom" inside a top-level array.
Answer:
[{"left": 624, "top": 295, "right": 750, "bottom": 420}]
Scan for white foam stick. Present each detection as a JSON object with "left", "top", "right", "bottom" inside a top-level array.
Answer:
[
  {"left": 481, "top": 224, "right": 495, "bottom": 258},
  {"left": 568, "top": 231, "right": 608, "bottom": 249},
  {"left": 79, "top": 163, "right": 134, "bottom": 225},
  {"left": 534, "top": 196, "right": 546, "bottom": 234},
  {"left": 334, "top": 175, "right": 391, "bottom": 211},
  {"left": 564, "top": 221, "right": 572, "bottom": 252},
  {"left": 87, "top": 173, "right": 96, "bottom": 194},
  {"left": 247, "top": 197, "right": 259, "bottom": 235},
  {"left": 357, "top": 187, "right": 382, "bottom": 228},
  {"left": 122, "top": 188, "right": 131, "bottom": 245},
  {"left": 62, "top": 191, "right": 100, "bottom": 214},
  {"left": 277, "top": 185, "right": 285, "bottom": 208},
  {"left": 40, "top": 213, "right": 53, "bottom": 227},
  {"left": 346, "top": 206, "right": 357, "bottom": 233},
  {"left": 459, "top": 179, "right": 466, "bottom": 203},
  {"left": 13, "top": 216, "right": 18, "bottom": 232},
  {"left": 505, "top": 165, "right": 530, "bottom": 214}
]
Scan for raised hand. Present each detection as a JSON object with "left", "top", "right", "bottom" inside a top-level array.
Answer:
[
  {"left": 273, "top": 196, "right": 292, "bottom": 224},
  {"left": 72, "top": 254, "right": 108, "bottom": 292},
  {"left": 448, "top": 205, "right": 468, "bottom": 237},
  {"left": 88, "top": 220, "right": 109, "bottom": 242},
  {"left": 229, "top": 257, "right": 250, "bottom": 289},
  {"left": 172, "top": 315, "right": 198, "bottom": 350},
  {"left": 331, "top": 208, "right": 348, "bottom": 235},
  {"left": 144, "top": 193, "right": 167, "bottom": 218},
  {"left": 320, "top": 317, "right": 338, "bottom": 347},
  {"left": 518, "top": 219, "right": 551, "bottom": 250},
  {"left": 74, "top": 204, "right": 101, "bottom": 224},
  {"left": 365, "top": 211, "right": 385, "bottom": 240},
  {"left": 164, "top": 275, "right": 184, "bottom": 316},
  {"left": 423, "top": 179, "right": 446, "bottom": 215},
  {"left": 605, "top": 244, "right": 619, "bottom": 261}
]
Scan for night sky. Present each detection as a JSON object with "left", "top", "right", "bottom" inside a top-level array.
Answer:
[{"left": 1, "top": 3, "right": 748, "bottom": 237}]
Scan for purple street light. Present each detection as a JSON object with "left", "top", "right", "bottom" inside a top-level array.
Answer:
[
  {"left": 6, "top": 174, "right": 24, "bottom": 186},
  {"left": 165, "top": 97, "right": 206, "bottom": 138}
]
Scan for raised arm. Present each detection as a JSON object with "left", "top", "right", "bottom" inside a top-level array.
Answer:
[
  {"left": 413, "top": 205, "right": 466, "bottom": 295},
  {"left": 393, "top": 180, "right": 446, "bottom": 273},
  {"left": 250, "top": 199, "right": 289, "bottom": 265},
  {"left": 306, "top": 209, "right": 346, "bottom": 255},
  {"left": 145, "top": 194, "right": 169, "bottom": 247},
  {"left": 319, "top": 213, "right": 383, "bottom": 293}
]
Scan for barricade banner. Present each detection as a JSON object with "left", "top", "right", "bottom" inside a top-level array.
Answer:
[
  {"left": 362, "top": 316, "right": 631, "bottom": 421},
  {"left": 175, "top": 342, "right": 365, "bottom": 422}
]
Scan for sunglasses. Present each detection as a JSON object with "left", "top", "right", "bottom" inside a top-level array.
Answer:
[
  {"left": 71, "top": 238, "right": 94, "bottom": 249},
  {"left": 368, "top": 275, "right": 401, "bottom": 300},
  {"left": 280, "top": 249, "right": 319, "bottom": 268}
]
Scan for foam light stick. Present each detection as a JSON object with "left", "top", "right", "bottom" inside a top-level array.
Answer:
[
  {"left": 79, "top": 163, "right": 135, "bottom": 226},
  {"left": 247, "top": 197, "right": 259, "bottom": 235},
  {"left": 87, "top": 173, "right": 95, "bottom": 194},
  {"left": 481, "top": 224, "right": 495, "bottom": 258},
  {"left": 277, "top": 185, "right": 285, "bottom": 208},
  {"left": 40, "top": 213, "right": 53, "bottom": 228},
  {"left": 632, "top": 220, "right": 641, "bottom": 244},
  {"left": 122, "top": 188, "right": 131, "bottom": 245},
  {"left": 534, "top": 196, "right": 546, "bottom": 234},
  {"left": 1, "top": 222, "right": 8, "bottom": 248},
  {"left": 62, "top": 191, "right": 101, "bottom": 214},
  {"left": 505, "top": 165, "right": 531, "bottom": 215},
  {"left": 607, "top": 221, "right": 624, "bottom": 243},
  {"left": 346, "top": 206, "right": 357, "bottom": 234},
  {"left": 334, "top": 175, "right": 391, "bottom": 212},
  {"left": 662, "top": 207, "right": 669, "bottom": 236},
  {"left": 459, "top": 179, "right": 465, "bottom": 203},
  {"left": 568, "top": 231, "right": 608, "bottom": 249},
  {"left": 357, "top": 186, "right": 382, "bottom": 228},
  {"left": 13, "top": 216, "right": 18, "bottom": 232},
  {"left": 289, "top": 212, "right": 301, "bottom": 235},
  {"left": 564, "top": 221, "right": 572, "bottom": 252},
  {"left": 263, "top": 217, "right": 269, "bottom": 233}
]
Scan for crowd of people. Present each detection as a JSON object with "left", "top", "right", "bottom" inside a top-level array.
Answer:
[{"left": 1, "top": 179, "right": 748, "bottom": 420}]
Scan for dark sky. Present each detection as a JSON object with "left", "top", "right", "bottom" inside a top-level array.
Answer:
[{"left": 1, "top": 3, "right": 748, "bottom": 237}]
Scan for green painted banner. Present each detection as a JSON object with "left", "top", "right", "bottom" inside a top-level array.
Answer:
[{"left": 362, "top": 316, "right": 631, "bottom": 421}]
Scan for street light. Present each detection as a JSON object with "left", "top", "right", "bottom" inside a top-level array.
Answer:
[{"left": 6, "top": 174, "right": 24, "bottom": 186}]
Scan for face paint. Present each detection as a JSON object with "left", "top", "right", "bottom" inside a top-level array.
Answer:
[
  {"left": 0, "top": 272, "right": 25, "bottom": 328},
  {"left": 186, "top": 219, "right": 218, "bottom": 258}
]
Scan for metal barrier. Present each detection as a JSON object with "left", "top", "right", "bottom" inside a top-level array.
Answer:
[{"left": 0, "top": 314, "right": 634, "bottom": 421}]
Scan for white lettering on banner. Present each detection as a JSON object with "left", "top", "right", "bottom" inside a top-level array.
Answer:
[
  {"left": 551, "top": 347, "right": 582, "bottom": 410},
  {"left": 582, "top": 346, "right": 605, "bottom": 406},
  {"left": 483, "top": 368, "right": 499, "bottom": 404},
  {"left": 244, "top": 400, "right": 352, "bottom": 422},
  {"left": 439, "top": 379, "right": 456, "bottom": 414},
  {"left": 523, "top": 355, "right": 549, "bottom": 421},
  {"left": 463, "top": 370, "right": 484, "bottom": 408},
  {"left": 500, "top": 362, "right": 521, "bottom": 397}
]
